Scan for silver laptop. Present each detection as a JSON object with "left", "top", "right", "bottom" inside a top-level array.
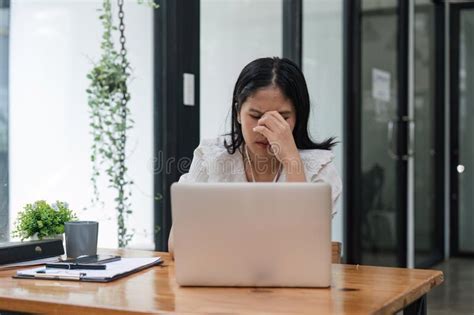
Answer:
[{"left": 170, "top": 182, "right": 332, "bottom": 287}]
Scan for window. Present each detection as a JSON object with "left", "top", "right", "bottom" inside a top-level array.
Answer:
[
  {"left": 0, "top": 0, "right": 9, "bottom": 242},
  {"left": 8, "top": 1, "right": 154, "bottom": 248},
  {"left": 200, "top": 0, "right": 283, "bottom": 140},
  {"left": 303, "top": 0, "right": 344, "bottom": 242}
]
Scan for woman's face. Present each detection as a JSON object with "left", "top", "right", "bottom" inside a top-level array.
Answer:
[{"left": 238, "top": 86, "right": 296, "bottom": 158}]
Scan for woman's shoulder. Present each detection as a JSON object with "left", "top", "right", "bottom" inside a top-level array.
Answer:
[
  {"left": 179, "top": 136, "right": 239, "bottom": 183},
  {"left": 298, "top": 149, "right": 335, "bottom": 174},
  {"left": 194, "top": 136, "right": 243, "bottom": 181},
  {"left": 194, "top": 136, "right": 235, "bottom": 161},
  {"left": 197, "top": 136, "right": 226, "bottom": 149}
]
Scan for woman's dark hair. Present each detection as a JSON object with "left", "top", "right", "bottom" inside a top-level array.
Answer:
[{"left": 224, "top": 57, "right": 337, "bottom": 154}]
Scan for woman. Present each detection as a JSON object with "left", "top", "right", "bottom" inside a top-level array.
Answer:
[{"left": 169, "top": 57, "right": 342, "bottom": 256}]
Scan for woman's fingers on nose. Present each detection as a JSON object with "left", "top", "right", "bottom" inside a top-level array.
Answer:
[
  {"left": 253, "top": 125, "right": 272, "bottom": 138},
  {"left": 258, "top": 117, "right": 281, "bottom": 132},
  {"left": 259, "top": 114, "right": 283, "bottom": 129},
  {"left": 263, "top": 111, "right": 287, "bottom": 127}
]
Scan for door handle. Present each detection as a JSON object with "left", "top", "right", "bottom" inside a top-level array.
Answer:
[
  {"left": 387, "top": 117, "right": 414, "bottom": 161},
  {"left": 387, "top": 119, "right": 399, "bottom": 160},
  {"left": 406, "top": 116, "right": 415, "bottom": 159}
]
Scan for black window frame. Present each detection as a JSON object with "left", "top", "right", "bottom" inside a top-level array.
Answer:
[
  {"left": 343, "top": 0, "right": 362, "bottom": 265},
  {"left": 153, "top": 0, "right": 200, "bottom": 251},
  {"left": 283, "top": 0, "right": 302, "bottom": 67}
]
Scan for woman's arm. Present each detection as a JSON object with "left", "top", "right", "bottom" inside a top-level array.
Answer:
[
  {"left": 168, "top": 139, "right": 210, "bottom": 260},
  {"left": 310, "top": 161, "right": 342, "bottom": 213},
  {"left": 283, "top": 157, "right": 306, "bottom": 182}
]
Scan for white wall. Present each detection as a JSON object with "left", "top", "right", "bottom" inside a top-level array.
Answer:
[
  {"left": 200, "top": 0, "right": 283, "bottom": 139},
  {"left": 9, "top": 0, "right": 154, "bottom": 249},
  {"left": 0, "top": 5, "right": 9, "bottom": 242},
  {"left": 303, "top": 0, "right": 344, "bottom": 243}
]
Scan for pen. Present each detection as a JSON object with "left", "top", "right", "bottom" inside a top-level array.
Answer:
[
  {"left": 35, "top": 270, "right": 87, "bottom": 280},
  {"left": 45, "top": 263, "right": 106, "bottom": 270}
]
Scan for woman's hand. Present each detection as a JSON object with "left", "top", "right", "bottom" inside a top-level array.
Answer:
[
  {"left": 253, "top": 111, "right": 299, "bottom": 162},
  {"left": 253, "top": 111, "right": 306, "bottom": 182}
]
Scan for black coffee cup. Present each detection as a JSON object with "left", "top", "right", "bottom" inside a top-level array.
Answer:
[{"left": 64, "top": 221, "right": 99, "bottom": 258}]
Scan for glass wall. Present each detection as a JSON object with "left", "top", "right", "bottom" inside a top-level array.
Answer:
[
  {"left": 8, "top": 0, "right": 154, "bottom": 248},
  {"left": 458, "top": 7, "right": 474, "bottom": 253},
  {"left": 302, "top": 0, "right": 343, "bottom": 242},
  {"left": 0, "top": 0, "right": 9, "bottom": 242},
  {"left": 414, "top": 0, "right": 442, "bottom": 266},
  {"left": 200, "top": 0, "right": 283, "bottom": 140},
  {"left": 359, "top": 0, "right": 400, "bottom": 266}
]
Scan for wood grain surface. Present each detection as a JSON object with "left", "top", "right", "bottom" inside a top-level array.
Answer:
[{"left": 0, "top": 248, "right": 443, "bottom": 314}]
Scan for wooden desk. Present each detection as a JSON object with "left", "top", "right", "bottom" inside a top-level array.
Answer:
[{"left": 0, "top": 249, "right": 443, "bottom": 315}]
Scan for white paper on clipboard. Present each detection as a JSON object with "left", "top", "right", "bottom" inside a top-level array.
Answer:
[{"left": 15, "top": 257, "right": 162, "bottom": 282}]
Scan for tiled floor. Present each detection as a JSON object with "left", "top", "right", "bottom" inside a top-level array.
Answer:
[{"left": 428, "top": 258, "right": 474, "bottom": 315}]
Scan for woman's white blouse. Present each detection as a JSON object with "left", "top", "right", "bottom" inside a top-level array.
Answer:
[{"left": 178, "top": 137, "right": 342, "bottom": 209}]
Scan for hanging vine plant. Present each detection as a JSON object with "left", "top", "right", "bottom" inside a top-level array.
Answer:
[{"left": 86, "top": 0, "right": 157, "bottom": 248}]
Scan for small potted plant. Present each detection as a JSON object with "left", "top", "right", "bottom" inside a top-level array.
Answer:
[{"left": 12, "top": 200, "right": 77, "bottom": 241}]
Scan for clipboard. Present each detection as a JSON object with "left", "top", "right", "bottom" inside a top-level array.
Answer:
[{"left": 14, "top": 257, "right": 163, "bottom": 282}]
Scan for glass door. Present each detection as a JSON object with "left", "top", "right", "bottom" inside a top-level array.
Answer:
[
  {"left": 413, "top": 0, "right": 444, "bottom": 267},
  {"left": 450, "top": 2, "right": 474, "bottom": 256},
  {"left": 347, "top": 0, "right": 445, "bottom": 267},
  {"left": 344, "top": 0, "right": 409, "bottom": 267},
  {"left": 358, "top": 0, "right": 408, "bottom": 267}
]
